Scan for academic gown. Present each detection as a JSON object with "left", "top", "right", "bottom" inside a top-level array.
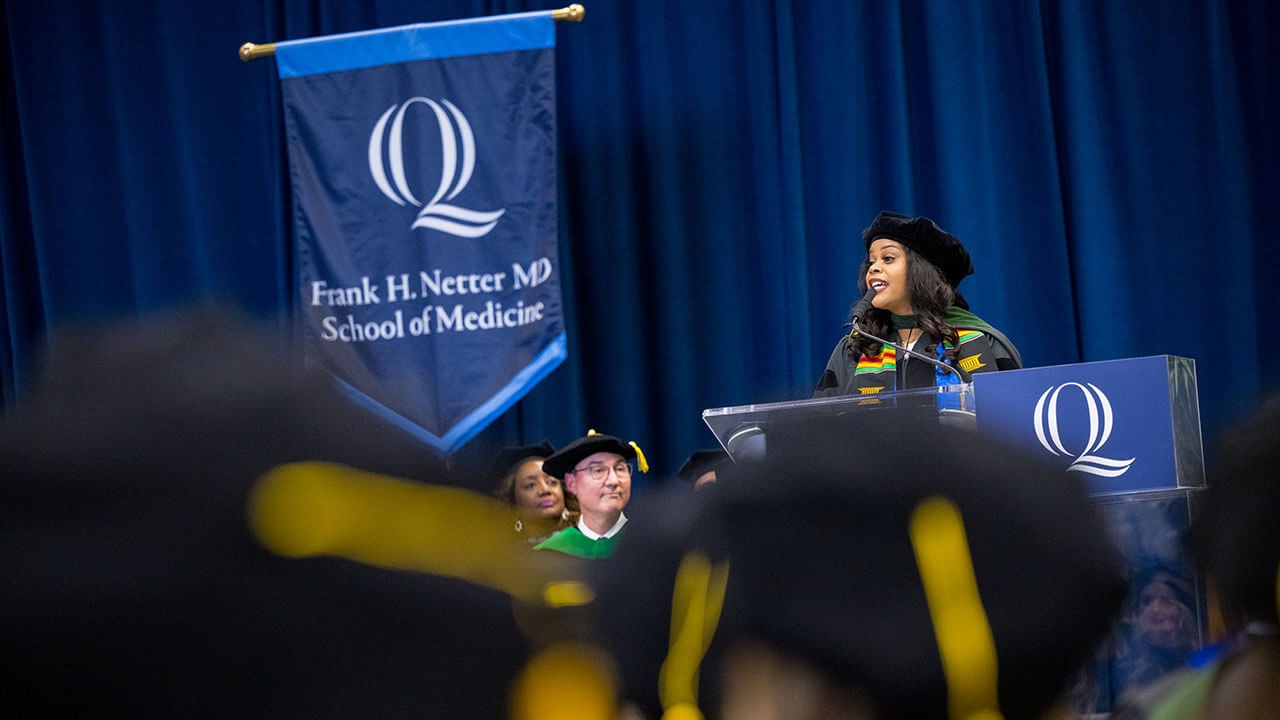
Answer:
[
  {"left": 533, "top": 524, "right": 627, "bottom": 559},
  {"left": 814, "top": 309, "right": 1021, "bottom": 397}
]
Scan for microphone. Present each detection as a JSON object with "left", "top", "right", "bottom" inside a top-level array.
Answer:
[{"left": 847, "top": 286, "right": 877, "bottom": 328}]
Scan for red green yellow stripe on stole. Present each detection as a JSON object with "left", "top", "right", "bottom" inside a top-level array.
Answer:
[
  {"left": 956, "top": 329, "right": 983, "bottom": 345},
  {"left": 855, "top": 345, "right": 897, "bottom": 374}
]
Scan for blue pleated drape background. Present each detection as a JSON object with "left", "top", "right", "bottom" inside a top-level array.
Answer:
[{"left": 2, "top": 0, "right": 1277, "bottom": 487}]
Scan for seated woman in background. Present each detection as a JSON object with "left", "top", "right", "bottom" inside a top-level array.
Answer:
[
  {"left": 1112, "top": 568, "right": 1201, "bottom": 694},
  {"left": 814, "top": 211, "right": 1021, "bottom": 397},
  {"left": 488, "top": 442, "right": 579, "bottom": 546}
]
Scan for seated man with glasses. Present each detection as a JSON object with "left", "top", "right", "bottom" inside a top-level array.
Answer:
[{"left": 534, "top": 430, "right": 648, "bottom": 559}]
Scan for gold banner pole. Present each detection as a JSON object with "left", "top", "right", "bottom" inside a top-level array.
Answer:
[{"left": 239, "top": 4, "right": 585, "bottom": 62}]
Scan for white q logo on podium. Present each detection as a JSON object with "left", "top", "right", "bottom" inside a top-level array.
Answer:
[
  {"left": 368, "top": 97, "right": 506, "bottom": 238},
  {"left": 1033, "top": 382, "right": 1136, "bottom": 478}
]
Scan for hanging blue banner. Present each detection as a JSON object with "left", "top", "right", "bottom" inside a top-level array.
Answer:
[{"left": 276, "top": 12, "right": 564, "bottom": 454}]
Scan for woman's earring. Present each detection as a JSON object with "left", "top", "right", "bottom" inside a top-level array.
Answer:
[
  {"left": 561, "top": 508, "right": 570, "bottom": 522},
  {"left": 514, "top": 518, "right": 523, "bottom": 533}
]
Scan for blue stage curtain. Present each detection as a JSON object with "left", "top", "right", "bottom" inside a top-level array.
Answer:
[{"left": 2, "top": 0, "right": 1276, "bottom": 486}]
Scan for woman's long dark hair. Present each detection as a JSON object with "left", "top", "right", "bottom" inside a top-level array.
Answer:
[{"left": 846, "top": 245, "right": 967, "bottom": 364}]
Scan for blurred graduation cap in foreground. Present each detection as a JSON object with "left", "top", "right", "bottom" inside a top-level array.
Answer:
[
  {"left": 593, "top": 413, "right": 1128, "bottom": 720},
  {"left": 0, "top": 306, "right": 600, "bottom": 719}
]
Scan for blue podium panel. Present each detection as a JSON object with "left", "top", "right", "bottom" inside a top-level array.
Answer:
[{"left": 974, "top": 356, "right": 1204, "bottom": 496}]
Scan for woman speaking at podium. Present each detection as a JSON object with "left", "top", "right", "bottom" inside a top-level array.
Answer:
[{"left": 813, "top": 211, "right": 1022, "bottom": 397}]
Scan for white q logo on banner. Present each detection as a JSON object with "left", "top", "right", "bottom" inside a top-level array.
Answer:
[
  {"left": 1033, "top": 382, "right": 1136, "bottom": 477},
  {"left": 368, "top": 97, "right": 506, "bottom": 238}
]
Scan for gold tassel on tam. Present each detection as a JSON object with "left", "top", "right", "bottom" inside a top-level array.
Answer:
[
  {"left": 658, "top": 552, "right": 729, "bottom": 720},
  {"left": 630, "top": 441, "right": 649, "bottom": 473},
  {"left": 910, "top": 496, "right": 1004, "bottom": 720}
]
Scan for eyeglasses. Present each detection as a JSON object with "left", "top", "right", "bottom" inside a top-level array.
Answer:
[{"left": 570, "top": 461, "right": 633, "bottom": 482}]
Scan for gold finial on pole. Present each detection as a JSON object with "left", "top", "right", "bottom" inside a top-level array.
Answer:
[
  {"left": 238, "top": 4, "right": 585, "bottom": 62},
  {"left": 552, "top": 4, "right": 585, "bottom": 22},
  {"left": 239, "top": 42, "right": 276, "bottom": 62}
]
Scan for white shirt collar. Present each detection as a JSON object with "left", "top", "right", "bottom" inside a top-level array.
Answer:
[{"left": 579, "top": 512, "right": 628, "bottom": 540}]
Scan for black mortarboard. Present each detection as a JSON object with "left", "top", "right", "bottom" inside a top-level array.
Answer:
[
  {"left": 862, "top": 210, "right": 975, "bottom": 288},
  {"left": 677, "top": 448, "right": 729, "bottom": 484},
  {"left": 595, "top": 413, "right": 1126, "bottom": 720},
  {"left": 542, "top": 430, "right": 646, "bottom": 478},
  {"left": 483, "top": 441, "right": 557, "bottom": 492},
  {"left": 0, "top": 306, "right": 570, "bottom": 718}
]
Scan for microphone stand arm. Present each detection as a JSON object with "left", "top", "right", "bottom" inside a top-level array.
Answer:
[{"left": 850, "top": 321, "right": 972, "bottom": 410}]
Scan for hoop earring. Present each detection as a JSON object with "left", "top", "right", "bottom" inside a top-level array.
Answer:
[
  {"left": 561, "top": 508, "right": 570, "bottom": 522},
  {"left": 514, "top": 518, "right": 523, "bottom": 533}
]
